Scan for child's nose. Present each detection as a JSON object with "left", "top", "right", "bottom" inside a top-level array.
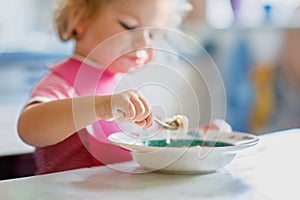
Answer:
[{"left": 133, "top": 29, "right": 153, "bottom": 49}]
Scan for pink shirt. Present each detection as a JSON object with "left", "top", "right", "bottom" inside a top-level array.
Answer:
[{"left": 28, "top": 56, "right": 131, "bottom": 174}]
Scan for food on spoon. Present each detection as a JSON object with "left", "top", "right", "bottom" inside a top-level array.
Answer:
[
  {"left": 165, "top": 115, "right": 188, "bottom": 129},
  {"left": 162, "top": 115, "right": 189, "bottom": 143}
]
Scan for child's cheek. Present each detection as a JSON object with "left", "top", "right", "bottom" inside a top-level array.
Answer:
[{"left": 146, "top": 49, "right": 155, "bottom": 63}]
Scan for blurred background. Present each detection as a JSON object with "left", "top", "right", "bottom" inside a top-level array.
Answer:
[
  {"left": 181, "top": 0, "right": 300, "bottom": 134},
  {"left": 0, "top": 0, "right": 299, "bottom": 179}
]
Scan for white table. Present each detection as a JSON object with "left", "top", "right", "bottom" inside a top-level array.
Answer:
[{"left": 0, "top": 129, "right": 299, "bottom": 200}]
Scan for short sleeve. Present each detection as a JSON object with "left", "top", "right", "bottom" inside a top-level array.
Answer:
[{"left": 27, "top": 73, "right": 77, "bottom": 105}]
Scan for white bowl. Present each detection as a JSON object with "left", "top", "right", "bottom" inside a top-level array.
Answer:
[{"left": 108, "top": 130, "right": 259, "bottom": 174}]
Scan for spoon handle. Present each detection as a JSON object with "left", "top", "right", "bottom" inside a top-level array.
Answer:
[{"left": 154, "top": 118, "right": 179, "bottom": 130}]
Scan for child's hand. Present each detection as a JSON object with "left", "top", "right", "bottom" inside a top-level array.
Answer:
[
  {"left": 200, "top": 119, "right": 232, "bottom": 133},
  {"left": 106, "top": 90, "right": 152, "bottom": 128}
]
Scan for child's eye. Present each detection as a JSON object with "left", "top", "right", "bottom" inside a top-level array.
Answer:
[
  {"left": 118, "top": 21, "right": 137, "bottom": 30},
  {"left": 148, "top": 32, "right": 154, "bottom": 40}
]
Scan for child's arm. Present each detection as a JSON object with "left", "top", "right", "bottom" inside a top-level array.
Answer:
[{"left": 18, "top": 90, "right": 152, "bottom": 147}]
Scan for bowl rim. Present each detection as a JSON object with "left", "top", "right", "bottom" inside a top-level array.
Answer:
[{"left": 108, "top": 131, "right": 259, "bottom": 152}]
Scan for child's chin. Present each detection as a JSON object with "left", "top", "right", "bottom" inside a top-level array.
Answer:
[{"left": 106, "top": 67, "right": 134, "bottom": 74}]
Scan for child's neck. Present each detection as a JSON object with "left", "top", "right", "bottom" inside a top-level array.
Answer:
[{"left": 72, "top": 53, "right": 108, "bottom": 73}]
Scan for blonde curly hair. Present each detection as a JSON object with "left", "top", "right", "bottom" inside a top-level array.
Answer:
[
  {"left": 55, "top": 0, "right": 191, "bottom": 41},
  {"left": 55, "top": 0, "right": 110, "bottom": 41}
]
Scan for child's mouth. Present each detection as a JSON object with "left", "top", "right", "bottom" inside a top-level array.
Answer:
[{"left": 126, "top": 49, "right": 149, "bottom": 65}]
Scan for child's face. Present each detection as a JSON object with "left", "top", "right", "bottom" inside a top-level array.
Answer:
[{"left": 75, "top": 0, "right": 171, "bottom": 74}]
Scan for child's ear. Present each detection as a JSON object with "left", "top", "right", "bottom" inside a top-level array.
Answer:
[
  {"left": 69, "top": 7, "right": 90, "bottom": 40},
  {"left": 73, "top": 17, "right": 90, "bottom": 39}
]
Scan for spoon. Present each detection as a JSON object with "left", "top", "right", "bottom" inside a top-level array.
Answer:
[{"left": 154, "top": 118, "right": 179, "bottom": 130}]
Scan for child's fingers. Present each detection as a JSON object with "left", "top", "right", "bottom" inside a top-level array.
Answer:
[
  {"left": 134, "top": 120, "right": 146, "bottom": 127},
  {"left": 112, "top": 98, "right": 135, "bottom": 122},
  {"left": 134, "top": 114, "right": 152, "bottom": 129},
  {"left": 212, "top": 119, "right": 232, "bottom": 133},
  {"left": 129, "top": 91, "right": 151, "bottom": 123},
  {"left": 129, "top": 92, "right": 146, "bottom": 122},
  {"left": 111, "top": 90, "right": 152, "bottom": 126},
  {"left": 126, "top": 101, "right": 136, "bottom": 120},
  {"left": 137, "top": 95, "right": 151, "bottom": 119},
  {"left": 201, "top": 123, "right": 219, "bottom": 132},
  {"left": 143, "top": 113, "right": 153, "bottom": 128},
  {"left": 200, "top": 119, "right": 232, "bottom": 133}
]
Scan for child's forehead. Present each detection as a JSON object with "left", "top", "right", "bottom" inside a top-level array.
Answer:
[
  {"left": 109, "top": 0, "right": 171, "bottom": 22},
  {"left": 110, "top": 0, "right": 171, "bottom": 12}
]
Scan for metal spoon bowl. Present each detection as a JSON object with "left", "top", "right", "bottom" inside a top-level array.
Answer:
[{"left": 154, "top": 118, "right": 179, "bottom": 130}]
